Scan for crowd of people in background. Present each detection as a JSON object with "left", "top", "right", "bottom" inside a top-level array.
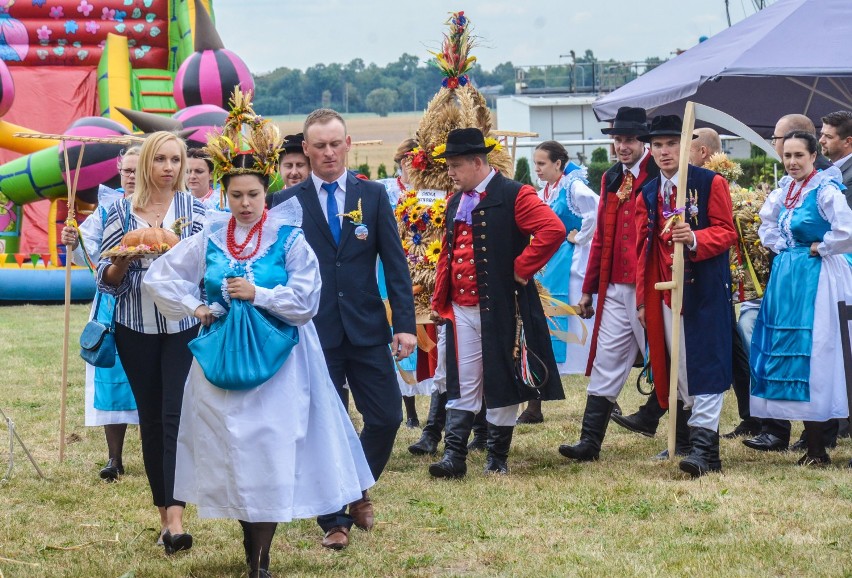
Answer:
[{"left": 61, "top": 99, "right": 852, "bottom": 577}]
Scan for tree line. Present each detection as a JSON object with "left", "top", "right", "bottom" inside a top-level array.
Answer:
[{"left": 252, "top": 51, "right": 667, "bottom": 117}]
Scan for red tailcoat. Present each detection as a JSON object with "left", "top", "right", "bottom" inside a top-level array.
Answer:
[{"left": 582, "top": 153, "right": 659, "bottom": 375}]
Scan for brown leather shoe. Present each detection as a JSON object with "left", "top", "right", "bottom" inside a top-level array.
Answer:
[
  {"left": 349, "top": 491, "right": 374, "bottom": 531},
  {"left": 321, "top": 526, "right": 349, "bottom": 550}
]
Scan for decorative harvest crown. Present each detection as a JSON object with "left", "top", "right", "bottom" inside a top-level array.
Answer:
[
  {"left": 204, "top": 86, "right": 283, "bottom": 183},
  {"left": 429, "top": 11, "right": 476, "bottom": 89},
  {"left": 406, "top": 11, "right": 513, "bottom": 191}
]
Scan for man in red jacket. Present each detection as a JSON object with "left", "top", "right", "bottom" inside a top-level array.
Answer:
[
  {"left": 558, "top": 107, "right": 659, "bottom": 462},
  {"left": 635, "top": 114, "right": 737, "bottom": 477},
  {"left": 430, "top": 128, "right": 565, "bottom": 478}
]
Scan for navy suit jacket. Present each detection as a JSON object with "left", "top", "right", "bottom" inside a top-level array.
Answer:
[{"left": 270, "top": 172, "right": 416, "bottom": 349}]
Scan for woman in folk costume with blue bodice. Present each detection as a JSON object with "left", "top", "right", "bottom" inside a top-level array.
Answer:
[
  {"left": 518, "top": 141, "right": 598, "bottom": 424},
  {"left": 61, "top": 147, "right": 141, "bottom": 482},
  {"left": 143, "top": 90, "right": 373, "bottom": 578},
  {"left": 750, "top": 131, "right": 852, "bottom": 468}
]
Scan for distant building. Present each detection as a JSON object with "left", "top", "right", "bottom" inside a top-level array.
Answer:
[{"left": 496, "top": 93, "right": 752, "bottom": 169}]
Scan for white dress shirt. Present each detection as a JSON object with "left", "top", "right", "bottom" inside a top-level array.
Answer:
[{"left": 311, "top": 171, "right": 348, "bottom": 229}]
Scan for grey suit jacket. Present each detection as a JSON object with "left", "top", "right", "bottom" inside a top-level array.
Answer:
[{"left": 839, "top": 156, "right": 852, "bottom": 209}]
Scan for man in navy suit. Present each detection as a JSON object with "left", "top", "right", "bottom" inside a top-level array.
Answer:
[{"left": 270, "top": 108, "right": 416, "bottom": 550}]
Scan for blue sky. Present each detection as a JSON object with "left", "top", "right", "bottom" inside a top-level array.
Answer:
[{"left": 213, "top": 0, "right": 764, "bottom": 74}]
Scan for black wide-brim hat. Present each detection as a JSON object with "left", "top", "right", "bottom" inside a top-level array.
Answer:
[
  {"left": 433, "top": 127, "right": 495, "bottom": 158},
  {"left": 280, "top": 133, "right": 305, "bottom": 155},
  {"left": 601, "top": 106, "right": 649, "bottom": 136},
  {"left": 638, "top": 114, "right": 699, "bottom": 142}
]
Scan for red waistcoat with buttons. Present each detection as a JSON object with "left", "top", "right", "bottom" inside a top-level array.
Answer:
[{"left": 448, "top": 222, "right": 480, "bottom": 305}]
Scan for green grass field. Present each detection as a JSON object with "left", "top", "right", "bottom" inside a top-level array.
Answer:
[{"left": 1, "top": 304, "right": 851, "bottom": 577}]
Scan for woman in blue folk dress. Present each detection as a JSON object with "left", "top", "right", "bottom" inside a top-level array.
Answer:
[
  {"left": 750, "top": 131, "right": 852, "bottom": 467},
  {"left": 144, "top": 109, "right": 373, "bottom": 577},
  {"left": 519, "top": 141, "right": 598, "bottom": 423}
]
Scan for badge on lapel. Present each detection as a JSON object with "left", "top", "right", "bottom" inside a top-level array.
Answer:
[{"left": 339, "top": 199, "right": 368, "bottom": 240}]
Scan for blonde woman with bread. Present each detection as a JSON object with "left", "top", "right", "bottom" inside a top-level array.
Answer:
[{"left": 96, "top": 131, "right": 206, "bottom": 554}]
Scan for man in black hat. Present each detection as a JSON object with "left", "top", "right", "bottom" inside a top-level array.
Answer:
[
  {"left": 278, "top": 133, "right": 311, "bottom": 189},
  {"left": 557, "top": 106, "right": 659, "bottom": 463},
  {"left": 429, "top": 127, "right": 565, "bottom": 478},
  {"left": 634, "top": 114, "right": 737, "bottom": 477}
]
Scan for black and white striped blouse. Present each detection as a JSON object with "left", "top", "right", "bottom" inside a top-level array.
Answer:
[{"left": 96, "top": 192, "right": 206, "bottom": 334}]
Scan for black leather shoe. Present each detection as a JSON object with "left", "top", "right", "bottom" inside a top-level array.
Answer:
[
  {"left": 610, "top": 411, "right": 657, "bottom": 438},
  {"left": 742, "top": 432, "right": 788, "bottom": 452},
  {"left": 405, "top": 417, "right": 420, "bottom": 429},
  {"left": 99, "top": 458, "right": 123, "bottom": 481},
  {"left": 162, "top": 530, "right": 193, "bottom": 555},
  {"left": 721, "top": 419, "right": 762, "bottom": 439},
  {"left": 408, "top": 433, "right": 440, "bottom": 456},
  {"left": 250, "top": 569, "right": 272, "bottom": 578},
  {"left": 797, "top": 453, "right": 831, "bottom": 467},
  {"left": 790, "top": 438, "right": 807, "bottom": 452}
]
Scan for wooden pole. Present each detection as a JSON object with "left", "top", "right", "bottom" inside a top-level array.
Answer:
[
  {"left": 653, "top": 101, "right": 696, "bottom": 459},
  {"left": 58, "top": 143, "right": 86, "bottom": 462}
]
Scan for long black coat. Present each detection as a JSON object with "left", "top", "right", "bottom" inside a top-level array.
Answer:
[{"left": 437, "top": 173, "right": 564, "bottom": 408}]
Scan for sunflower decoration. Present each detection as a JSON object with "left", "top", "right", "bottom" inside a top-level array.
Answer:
[
  {"left": 425, "top": 239, "right": 443, "bottom": 263},
  {"left": 404, "top": 11, "right": 513, "bottom": 192},
  {"left": 396, "top": 193, "right": 447, "bottom": 315}
]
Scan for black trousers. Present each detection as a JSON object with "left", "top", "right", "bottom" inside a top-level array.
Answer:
[
  {"left": 115, "top": 323, "right": 195, "bottom": 508},
  {"left": 317, "top": 335, "right": 401, "bottom": 532},
  {"left": 730, "top": 307, "right": 753, "bottom": 421}
]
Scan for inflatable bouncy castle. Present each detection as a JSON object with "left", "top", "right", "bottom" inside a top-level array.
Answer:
[{"left": 0, "top": 0, "right": 244, "bottom": 300}]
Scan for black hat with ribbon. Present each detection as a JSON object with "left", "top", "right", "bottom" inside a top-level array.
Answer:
[
  {"left": 638, "top": 114, "right": 699, "bottom": 142},
  {"left": 433, "top": 127, "right": 495, "bottom": 158},
  {"left": 280, "top": 133, "right": 305, "bottom": 155},
  {"left": 601, "top": 107, "right": 649, "bottom": 136}
]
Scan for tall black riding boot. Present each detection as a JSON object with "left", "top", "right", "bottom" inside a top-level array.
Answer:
[
  {"left": 408, "top": 391, "right": 447, "bottom": 455},
  {"left": 611, "top": 393, "right": 667, "bottom": 437},
  {"left": 798, "top": 421, "right": 831, "bottom": 466},
  {"left": 679, "top": 427, "right": 722, "bottom": 478},
  {"left": 653, "top": 400, "right": 692, "bottom": 460},
  {"left": 429, "top": 409, "right": 475, "bottom": 479},
  {"left": 558, "top": 395, "right": 614, "bottom": 461},
  {"left": 484, "top": 425, "right": 514, "bottom": 474},
  {"left": 468, "top": 402, "right": 488, "bottom": 451}
]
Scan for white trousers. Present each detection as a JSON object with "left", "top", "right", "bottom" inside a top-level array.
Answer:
[
  {"left": 445, "top": 304, "right": 520, "bottom": 427},
  {"left": 661, "top": 305, "right": 724, "bottom": 431},
  {"left": 587, "top": 283, "right": 646, "bottom": 401},
  {"left": 432, "top": 324, "right": 447, "bottom": 394}
]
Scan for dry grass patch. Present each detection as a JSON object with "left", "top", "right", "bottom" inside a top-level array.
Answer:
[{"left": 1, "top": 304, "right": 851, "bottom": 577}]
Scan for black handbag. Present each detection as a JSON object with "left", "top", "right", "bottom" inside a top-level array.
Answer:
[{"left": 80, "top": 292, "right": 116, "bottom": 368}]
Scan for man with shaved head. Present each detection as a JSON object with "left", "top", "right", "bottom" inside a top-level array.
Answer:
[
  {"left": 772, "top": 114, "right": 832, "bottom": 170},
  {"left": 689, "top": 128, "right": 722, "bottom": 167}
]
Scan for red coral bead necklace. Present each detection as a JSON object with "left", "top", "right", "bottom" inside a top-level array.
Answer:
[
  {"left": 226, "top": 210, "right": 267, "bottom": 261},
  {"left": 784, "top": 169, "right": 816, "bottom": 209}
]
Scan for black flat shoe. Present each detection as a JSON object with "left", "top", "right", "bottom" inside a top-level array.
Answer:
[
  {"left": 99, "top": 458, "right": 123, "bottom": 482},
  {"left": 162, "top": 530, "right": 193, "bottom": 555}
]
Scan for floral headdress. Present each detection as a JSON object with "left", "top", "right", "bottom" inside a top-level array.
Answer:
[{"left": 204, "top": 86, "right": 283, "bottom": 183}]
